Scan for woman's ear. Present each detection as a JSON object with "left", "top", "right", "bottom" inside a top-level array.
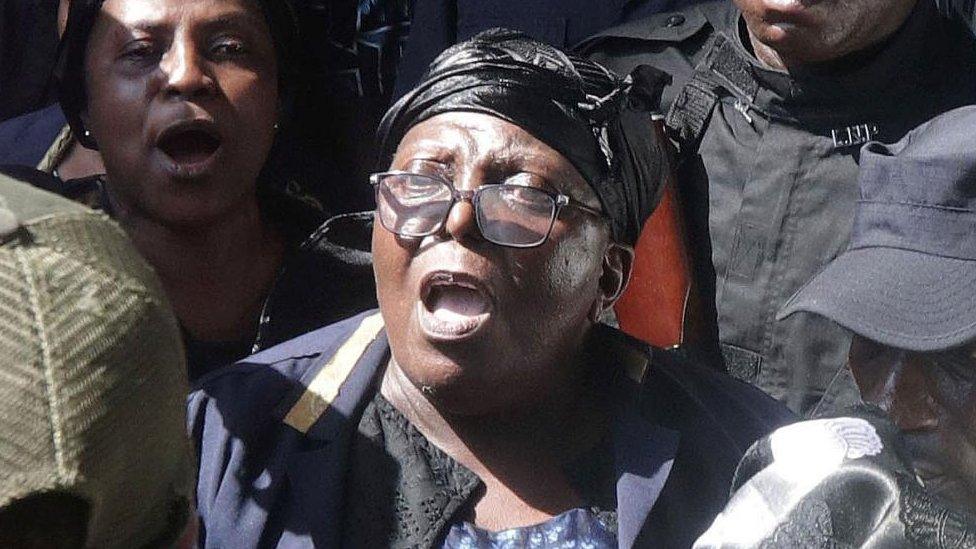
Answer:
[
  {"left": 591, "top": 242, "right": 634, "bottom": 322},
  {"left": 77, "top": 111, "right": 98, "bottom": 150}
]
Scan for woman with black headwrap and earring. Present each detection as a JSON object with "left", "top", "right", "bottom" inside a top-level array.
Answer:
[
  {"left": 54, "top": 0, "right": 377, "bottom": 381},
  {"left": 189, "top": 29, "right": 795, "bottom": 548}
]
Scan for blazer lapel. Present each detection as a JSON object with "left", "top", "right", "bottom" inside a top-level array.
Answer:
[
  {"left": 279, "top": 314, "right": 390, "bottom": 547},
  {"left": 614, "top": 404, "right": 680, "bottom": 549},
  {"left": 286, "top": 442, "right": 348, "bottom": 547}
]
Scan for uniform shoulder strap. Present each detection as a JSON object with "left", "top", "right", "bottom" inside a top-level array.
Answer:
[
  {"left": 282, "top": 313, "right": 385, "bottom": 434},
  {"left": 665, "top": 33, "right": 759, "bottom": 153}
]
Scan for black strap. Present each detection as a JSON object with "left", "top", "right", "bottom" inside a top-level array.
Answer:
[
  {"left": 665, "top": 72, "right": 721, "bottom": 148},
  {"left": 664, "top": 33, "right": 759, "bottom": 153}
]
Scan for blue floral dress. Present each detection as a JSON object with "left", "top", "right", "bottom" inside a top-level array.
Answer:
[{"left": 443, "top": 508, "right": 617, "bottom": 549}]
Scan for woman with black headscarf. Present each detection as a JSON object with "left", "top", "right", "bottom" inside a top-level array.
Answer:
[
  {"left": 189, "top": 29, "right": 794, "bottom": 548},
  {"left": 54, "top": 0, "right": 376, "bottom": 381}
]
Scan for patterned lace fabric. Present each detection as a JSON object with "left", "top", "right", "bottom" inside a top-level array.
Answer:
[
  {"left": 343, "top": 392, "right": 619, "bottom": 548},
  {"left": 342, "top": 393, "right": 482, "bottom": 548},
  {"left": 442, "top": 508, "right": 617, "bottom": 549}
]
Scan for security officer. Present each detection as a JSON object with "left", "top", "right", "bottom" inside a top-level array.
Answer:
[
  {"left": 696, "top": 105, "right": 976, "bottom": 548},
  {"left": 578, "top": 0, "right": 976, "bottom": 416}
]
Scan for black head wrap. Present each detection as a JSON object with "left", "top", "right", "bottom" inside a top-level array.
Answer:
[{"left": 376, "top": 28, "right": 671, "bottom": 246}]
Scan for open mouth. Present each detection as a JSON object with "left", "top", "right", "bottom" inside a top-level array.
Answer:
[
  {"left": 417, "top": 271, "right": 493, "bottom": 340},
  {"left": 156, "top": 120, "right": 221, "bottom": 172}
]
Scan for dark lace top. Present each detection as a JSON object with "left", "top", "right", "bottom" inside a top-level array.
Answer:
[{"left": 342, "top": 393, "right": 618, "bottom": 548}]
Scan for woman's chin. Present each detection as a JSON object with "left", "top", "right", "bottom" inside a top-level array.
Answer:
[
  {"left": 399, "top": 358, "right": 509, "bottom": 415},
  {"left": 422, "top": 386, "right": 510, "bottom": 417},
  {"left": 123, "top": 189, "right": 253, "bottom": 229},
  {"left": 150, "top": 204, "right": 239, "bottom": 229}
]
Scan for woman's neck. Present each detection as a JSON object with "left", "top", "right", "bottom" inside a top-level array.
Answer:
[
  {"left": 112, "top": 192, "right": 286, "bottom": 343},
  {"left": 380, "top": 355, "right": 610, "bottom": 531}
]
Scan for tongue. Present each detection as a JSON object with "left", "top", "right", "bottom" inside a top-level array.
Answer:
[{"left": 428, "top": 286, "right": 489, "bottom": 321}]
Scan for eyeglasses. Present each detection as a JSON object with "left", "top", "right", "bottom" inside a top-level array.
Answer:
[{"left": 371, "top": 171, "right": 604, "bottom": 248}]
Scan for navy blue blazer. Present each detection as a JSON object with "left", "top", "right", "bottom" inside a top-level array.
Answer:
[
  {"left": 0, "top": 104, "right": 64, "bottom": 168},
  {"left": 189, "top": 311, "right": 794, "bottom": 548}
]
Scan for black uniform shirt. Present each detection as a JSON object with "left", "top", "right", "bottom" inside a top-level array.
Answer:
[{"left": 580, "top": 0, "right": 976, "bottom": 416}]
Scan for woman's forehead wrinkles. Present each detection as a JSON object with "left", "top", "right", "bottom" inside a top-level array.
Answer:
[
  {"left": 467, "top": 126, "right": 558, "bottom": 174},
  {"left": 396, "top": 135, "right": 459, "bottom": 164},
  {"left": 107, "top": 0, "right": 178, "bottom": 25},
  {"left": 107, "top": 0, "right": 261, "bottom": 31},
  {"left": 113, "top": 19, "right": 170, "bottom": 36},
  {"left": 398, "top": 122, "right": 481, "bottom": 162},
  {"left": 399, "top": 115, "right": 594, "bottom": 197},
  {"left": 487, "top": 133, "right": 598, "bottom": 202},
  {"left": 198, "top": 12, "right": 269, "bottom": 34},
  {"left": 482, "top": 140, "right": 543, "bottom": 170}
]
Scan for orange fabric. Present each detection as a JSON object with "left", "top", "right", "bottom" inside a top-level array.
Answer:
[
  {"left": 615, "top": 182, "right": 691, "bottom": 348},
  {"left": 614, "top": 121, "right": 694, "bottom": 349}
]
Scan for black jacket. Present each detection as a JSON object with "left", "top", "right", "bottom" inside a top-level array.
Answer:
[{"left": 579, "top": 0, "right": 976, "bottom": 416}]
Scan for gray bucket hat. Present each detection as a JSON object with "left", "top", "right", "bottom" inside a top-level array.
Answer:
[{"left": 778, "top": 106, "right": 976, "bottom": 352}]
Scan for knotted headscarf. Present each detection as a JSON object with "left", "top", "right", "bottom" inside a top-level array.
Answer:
[{"left": 376, "top": 28, "right": 670, "bottom": 246}]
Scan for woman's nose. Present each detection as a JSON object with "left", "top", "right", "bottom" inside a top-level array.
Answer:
[
  {"left": 161, "top": 39, "right": 216, "bottom": 99},
  {"left": 443, "top": 198, "right": 482, "bottom": 243}
]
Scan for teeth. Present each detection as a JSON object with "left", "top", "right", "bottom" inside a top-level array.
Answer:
[
  {"left": 429, "top": 278, "right": 480, "bottom": 291},
  {"left": 431, "top": 273, "right": 454, "bottom": 284},
  {"left": 431, "top": 281, "right": 477, "bottom": 290}
]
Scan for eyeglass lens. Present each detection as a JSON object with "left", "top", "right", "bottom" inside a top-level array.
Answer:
[
  {"left": 375, "top": 173, "right": 558, "bottom": 247},
  {"left": 376, "top": 173, "right": 454, "bottom": 236}
]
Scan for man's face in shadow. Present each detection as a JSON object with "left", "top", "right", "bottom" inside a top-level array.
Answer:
[
  {"left": 849, "top": 336, "right": 976, "bottom": 509},
  {"left": 733, "top": 0, "right": 918, "bottom": 68}
]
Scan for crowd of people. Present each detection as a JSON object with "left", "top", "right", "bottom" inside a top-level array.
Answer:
[{"left": 0, "top": 0, "right": 974, "bottom": 547}]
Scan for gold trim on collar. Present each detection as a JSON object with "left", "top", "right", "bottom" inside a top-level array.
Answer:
[
  {"left": 37, "top": 125, "right": 74, "bottom": 174},
  {"left": 283, "top": 313, "right": 385, "bottom": 433}
]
